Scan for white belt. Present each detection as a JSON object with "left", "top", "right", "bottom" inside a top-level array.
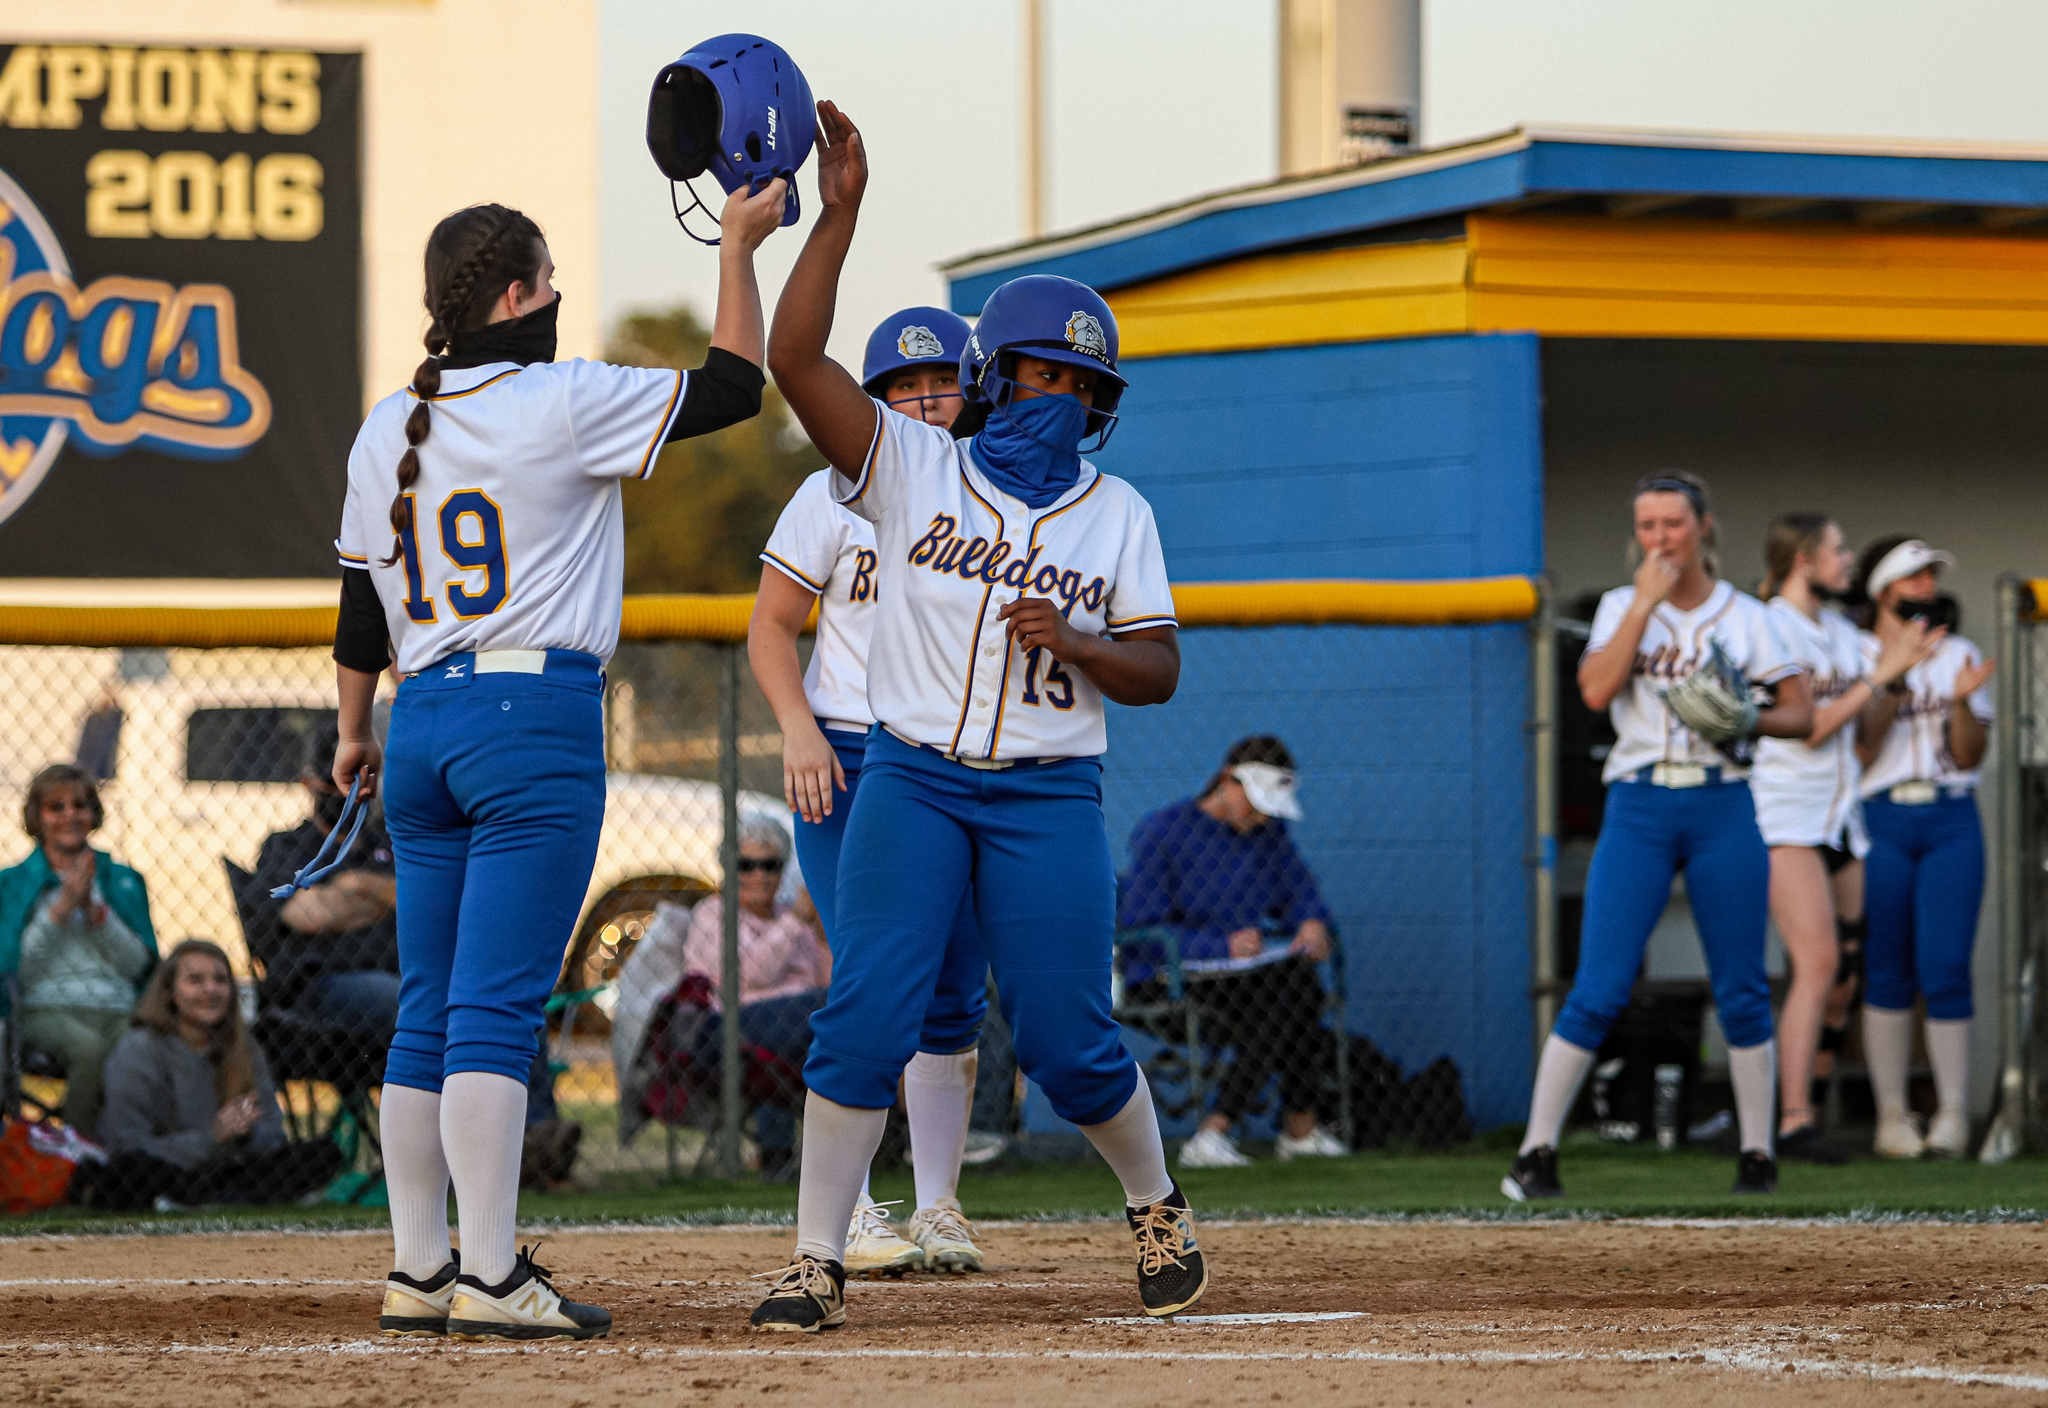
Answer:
[
  {"left": 1887, "top": 781, "right": 1972, "bottom": 805},
  {"left": 820, "top": 719, "right": 869, "bottom": 734},
  {"left": 1648, "top": 763, "right": 1712, "bottom": 789},
  {"left": 473, "top": 649, "right": 547, "bottom": 675},
  {"left": 884, "top": 724, "right": 1035, "bottom": 771}
]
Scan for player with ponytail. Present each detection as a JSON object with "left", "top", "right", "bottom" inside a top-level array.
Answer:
[{"left": 327, "top": 180, "right": 788, "bottom": 1341}]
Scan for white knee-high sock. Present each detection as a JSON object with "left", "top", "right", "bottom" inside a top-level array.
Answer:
[
  {"left": 1925, "top": 1017, "right": 1971, "bottom": 1118},
  {"left": 906, "top": 1048, "right": 976, "bottom": 1209},
  {"left": 794, "top": 1092, "right": 890, "bottom": 1264},
  {"left": 1863, "top": 1005, "right": 1916, "bottom": 1120},
  {"left": 1521, "top": 1034, "right": 1597, "bottom": 1154},
  {"left": 1727, "top": 1041, "right": 1777, "bottom": 1156},
  {"left": 381, "top": 1084, "right": 452, "bottom": 1278},
  {"left": 439, "top": 1072, "right": 527, "bottom": 1287},
  {"left": 858, "top": 1171, "right": 873, "bottom": 1207},
  {"left": 1079, "top": 1068, "right": 1173, "bottom": 1209}
]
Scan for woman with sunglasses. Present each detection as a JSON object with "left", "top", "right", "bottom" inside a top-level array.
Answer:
[{"left": 750, "top": 305, "right": 993, "bottom": 1276}]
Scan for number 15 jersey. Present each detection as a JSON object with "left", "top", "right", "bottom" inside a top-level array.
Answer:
[
  {"left": 832, "top": 402, "right": 1177, "bottom": 762},
  {"left": 336, "top": 358, "right": 686, "bottom": 674}
]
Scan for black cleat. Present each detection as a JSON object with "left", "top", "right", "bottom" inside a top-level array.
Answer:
[
  {"left": 446, "top": 1245, "right": 611, "bottom": 1341},
  {"left": 749, "top": 1256, "right": 847, "bottom": 1333},
  {"left": 379, "top": 1253, "right": 459, "bottom": 1337},
  {"left": 1732, "top": 1150, "right": 1779, "bottom": 1194},
  {"left": 1127, "top": 1182, "right": 1208, "bottom": 1317},
  {"left": 1776, "top": 1124, "right": 1848, "bottom": 1166},
  {"left": 1502, "top": 1146, "right": 1563, "bottom": 1202}
]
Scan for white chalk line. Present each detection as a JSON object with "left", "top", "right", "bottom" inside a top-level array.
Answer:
[
  {"left": 1086, "top": 1311, "right": 1366, "bottom": 1327},
  {"left": 2, "top": 1336, "right": 2045, "bottom": 1392},
  {"left": 0, "top": 1279, "right": 377, "bottom": 1289}
]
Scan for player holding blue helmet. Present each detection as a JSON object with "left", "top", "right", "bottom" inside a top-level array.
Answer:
[
  {"left": 747, "top": 100, "right": 1203, "bottom": 1334},
  {"left": 750, "top": 304, "right": 995, "bottom": 1276},
  {"left": 329, "top": 126, "right": 791, "bottom": 1340}
]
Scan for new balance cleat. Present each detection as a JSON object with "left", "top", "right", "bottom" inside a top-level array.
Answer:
[
  {"left": 907, "top": 1197, "right": 985, "bottom": 1273},
  {"left": 749, "top": 1255, "right": 846, "bottom": 1333},
  {"left": 379, "top": 1255, "right": 459, "bottom": 1337},
  {"left": 1127, "top": 1182, "right": 1208, "bottom": 1318},
  {"left": 843, "top": 1199, "right": 925, "bottom": 1277},
  {"left": 1501, "top": 1146, "right": 1563, "bottom": 1202},
  {"left": 445, "top": 1245, "right": 611, "bottom": 1342},
  {"left": 1732, "top": 1150, "right": 1778, "bottom": 1195}
]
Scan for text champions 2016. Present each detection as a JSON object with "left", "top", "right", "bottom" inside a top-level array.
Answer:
[{"left": 908, "top": 514, "right": 1108, "bottom": 615}]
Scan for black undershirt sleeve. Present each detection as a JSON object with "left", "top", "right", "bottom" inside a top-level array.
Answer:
[
  {"left": 664, "top": 346, "right": 766, "bottom": 442},
  {"left": 333, "top": 567, "right": 393, "bottom": 674}
]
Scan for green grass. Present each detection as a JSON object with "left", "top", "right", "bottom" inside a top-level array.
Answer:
[{"left": 10, "top": 1137, "right": 2048, "bottom": 1238}]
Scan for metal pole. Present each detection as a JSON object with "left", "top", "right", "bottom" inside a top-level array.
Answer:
[
  {"left": 1984, "top": 575, "right": 2028, "bottom": 1161},
  {"left": 1019, "top": 0, "right": 1045, "bottom": 239},
  {"left": 1529, "top": 579, "right": 1559, "bottom": 1057},
  {"left": 717, "top": 643, "right": 746, "bottom": 1179}
]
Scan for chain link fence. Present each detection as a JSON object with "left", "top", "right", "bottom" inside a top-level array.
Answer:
[
  {"left": 1988, "top": 575, "right": 2048, "bottom": 1159},
  {"left": 1, "top": 581, "right": 1543, "bottom": 1201}
]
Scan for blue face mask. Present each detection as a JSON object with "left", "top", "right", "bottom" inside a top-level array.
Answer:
[{"left": 969, "top": 391, "right": 1089, "bottom": 509}]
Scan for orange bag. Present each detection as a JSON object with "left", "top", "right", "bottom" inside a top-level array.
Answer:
[{"left": 0, "top": 1118, "right": 88, "bottom": 1214}]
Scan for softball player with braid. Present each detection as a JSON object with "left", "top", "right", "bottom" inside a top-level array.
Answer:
[
  {"left": 748, "top": 99, "right": 1202, "bottom": 1333},
  {"left": 328, "top": 180, "right": 787, "bottom": 1340},
  {"left": 1504, "top": 473, "right": 1812, "bottom": 1202},
  {"left": 749, "top": 304, "right": 992, "bottom": 1276}
]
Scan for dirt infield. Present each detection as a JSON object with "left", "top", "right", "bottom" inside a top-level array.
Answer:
[{"left": 6, "top": 1218, "right": 2048, "bottom": 1404}]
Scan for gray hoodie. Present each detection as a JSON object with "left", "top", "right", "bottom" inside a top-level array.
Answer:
[{"left": 97, "top": 1027, "right": 285, "bottom": 1169}]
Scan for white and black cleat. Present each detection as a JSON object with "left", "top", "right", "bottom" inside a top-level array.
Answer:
[
  {"left": 1501, "top": 1146, "right": 1563, "bottom": 1202},
  {"left": 1128, "top": 1182, "right": 1208, "bottom": 1318},
  {"left": 379, "top": 1253, "right": 459, "bottom": 1337},
  {"left": 750, "top": 1255, "right": 847, "bottom": 1333},
  {"left": 445, "top": 1244, "right": 611, "bottom": 1342}
]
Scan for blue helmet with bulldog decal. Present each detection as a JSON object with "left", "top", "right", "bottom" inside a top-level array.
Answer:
[
  {"left": 959, "top": 275, "right": 1126, "bottom": 447},
  {"left": 647, "top": 34, "right": 815, "bottom": 236},
  {"left": 861, "top": 306, "right": 973, "bottom": 393}
]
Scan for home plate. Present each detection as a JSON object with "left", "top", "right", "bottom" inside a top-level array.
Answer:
[{"left": 1085, "top": 1311, "right": 1367, "bottom": 1328}]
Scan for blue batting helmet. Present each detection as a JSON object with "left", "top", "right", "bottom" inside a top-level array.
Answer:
[
  {"left": 647, "top": 34, "right": 815, "bottom": 227},
  {"left": 959, "top": 275, "right": 1126, "bottom": 442},
  {"left": 862, "top": 307, "right": 973, "bottom": 394}
]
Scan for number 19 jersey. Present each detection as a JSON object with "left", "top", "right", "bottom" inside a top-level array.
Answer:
[
  {"left": 832, "top": 402, "right": 1177, "bottom": 762},
  {"left": 335, "top": 358, "right": 686, "bottom": 674}
]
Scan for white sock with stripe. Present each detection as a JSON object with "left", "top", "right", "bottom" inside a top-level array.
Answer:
[
  {"left": 1520, "top": 1034, "right": 1596, "bottom": 1154},
  {"left": 906, "top": 1047, "right": 977, "bottom": 1209},
  {"left": 381, "top": 1083, "right": 452, "bottom": 1279}
]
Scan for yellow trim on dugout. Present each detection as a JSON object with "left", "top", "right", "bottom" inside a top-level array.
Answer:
[
  {"left": 0, "top": 578, "right": 1538, "bottom": 648},
  {"left": 1108, "top": 214, "right": 2048, "bottom": 357}
]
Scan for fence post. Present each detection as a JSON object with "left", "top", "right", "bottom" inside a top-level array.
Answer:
[
  {"left": 717, "top": 641, "right": 746, "bottom": 1179},
  {"left": 1984, "top": 575, "right": 2028, "bottom": 1161},
  {"left": 1529, "top": 578, "right": 1560, "bottom": 1057}
]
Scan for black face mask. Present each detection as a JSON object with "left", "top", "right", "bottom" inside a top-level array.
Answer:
[
  {"left": 313, "top": 789, "right": 348, "bottom": 830},
  {"left": 444, "top": 293, "right": 559, "bottom": 370}
]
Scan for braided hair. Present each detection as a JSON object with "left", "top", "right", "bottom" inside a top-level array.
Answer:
[{"left": 381, "top": 203, "right": 545, "bottom": 564}]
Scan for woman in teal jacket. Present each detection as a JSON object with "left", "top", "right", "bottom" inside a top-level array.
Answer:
[{"left": 1, "top": 764, "right": 158, "bottom": 1137}]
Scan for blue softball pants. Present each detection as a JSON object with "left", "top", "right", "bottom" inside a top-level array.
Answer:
[
  {"left": 1555, "top": 777, "right": 1775, "bottom": 1051},
  {"left": 791, "top": 725, "right": 987, "bottom": 1054},
  {"left": 1863, "top": 793, "right": 1983, "bottom": 1020},
  {"left": 805, "top": 730, "right": 1138, "bottom": 1126},
  {"left": 381, "top": 650, "right": 606, "bottom": 1092}
]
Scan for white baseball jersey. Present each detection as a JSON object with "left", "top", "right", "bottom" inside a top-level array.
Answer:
[
  {"left": 336, "top": 359, "right": 686, "bottom": 674},
  {"left": 1587, "top": 580, "right": 1801, "bottom": 784},
  {"left": 1752, "top": 599, "right": 1868, "bottom": 852},
  {"left": 832, "top": 402, "right": 1177, "bottom": 761},
  {"left": 1857, "top": 632, "right": 1994, "bottom": 795},
  {"left": 760, "top": 470, "right": 879, "bottom": 727}
]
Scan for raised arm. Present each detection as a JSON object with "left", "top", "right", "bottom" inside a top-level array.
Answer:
[
  {"left": 765, "top": 100, "right": 879, "bottom": 476},
  {"left": 706, "top": 178, "right": 790, "bottom": 368}
]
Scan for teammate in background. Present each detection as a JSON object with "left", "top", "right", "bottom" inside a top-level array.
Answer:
[
  {"left": 1505, "top": 472, "right": 1812, "bottom": 1202},
  {"left": 748, "top": 100, "right": 1201, "bottom": 1333},
  {"left": 328, "top": 181, "right": 788, "bottom": 1341},
  {"left": 1852, "top": 538, "right": 1995, "bottom": 1160},
  {"left": 1752, "top": 515, "right": 1934, "bottom": 1164},
  {"left": 749, "top": 304, "right": 991, "bottom": 1277}
]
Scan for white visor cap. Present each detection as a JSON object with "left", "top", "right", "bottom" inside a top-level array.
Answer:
[
  {"left": 1231, "top": 762, "right": 1302, "bottom": 821},
  {"left": 1867, "top": 540, "right": 1955, "bottom": 600}
]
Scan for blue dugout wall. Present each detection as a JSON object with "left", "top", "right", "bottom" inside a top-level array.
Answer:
[{"left": 1089, "top": 332, "right": 1544, "bottom": 1131}]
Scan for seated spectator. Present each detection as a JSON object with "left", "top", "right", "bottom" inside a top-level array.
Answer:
[
  {"left": 677, "top": 823, "right": 830, "bottom": 1179},
  {"left": 244, "top": 722, "right": 400, "bottom": 1035},
  {"left": 0, "top": 764, "right": 158, "bottom": 1138},
  {"left": 73, "top": 940, "right": 342, "bottom": 1210},
  {"left": 1119, "top": 735, "right": 1348, "bottom": 1169}
]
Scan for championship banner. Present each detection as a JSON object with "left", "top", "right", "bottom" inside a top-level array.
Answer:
[{"left": 0, "top": 43, "right": 361, "bottom": 577}]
